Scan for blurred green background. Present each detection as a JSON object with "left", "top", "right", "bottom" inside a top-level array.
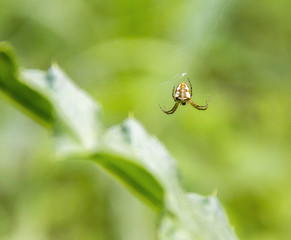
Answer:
[{"left": 0, "top": 0, "right": 291, "bottom": 239}]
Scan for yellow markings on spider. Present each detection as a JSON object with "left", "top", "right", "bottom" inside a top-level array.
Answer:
[{"left": 159, "top": 78, "right": 211, "bottom": 114}]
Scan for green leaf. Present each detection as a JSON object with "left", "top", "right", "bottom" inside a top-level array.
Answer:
[
  {"left": 0, "top": 43, "right": 163, "bottom": 210},
  {"left": 77, "top": 152, "right": 164, "bottom": 211},
  {"left": 0, "top": 42, "right": 54, "bottom": 127}
]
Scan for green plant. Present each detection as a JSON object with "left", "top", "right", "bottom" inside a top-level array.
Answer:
[{"left": 0, "top": 41, "right": 238, "bottom": 240}]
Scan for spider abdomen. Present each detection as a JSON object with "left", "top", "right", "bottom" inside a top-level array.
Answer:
[{"left": 175, "top": 82, "right": 191, "bottom": 103}]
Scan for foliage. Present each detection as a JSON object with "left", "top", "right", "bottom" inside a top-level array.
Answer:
[
  {"left": 0, "top": 42, "right": 237, "bottom": 239},
  {"left": 1, "top": 0, "right": 291, "bottom": 239}
]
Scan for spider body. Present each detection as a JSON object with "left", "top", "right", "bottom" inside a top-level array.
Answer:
[
  {"left": 174, "top": 82, "right": 191, "bottom": 104},
  {"left": 159, "top": 78, "right": 210, "bottom": 114}
]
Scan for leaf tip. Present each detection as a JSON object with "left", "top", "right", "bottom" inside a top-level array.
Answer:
[
  {"left": 51, "top": 59, "right": 59, "bottom": 67},
  {"left": 212, "top": 188, "right": 218, "bottom": 197},
  {"left": 128, "top": 111, "right": 134, "bottom": 119}
]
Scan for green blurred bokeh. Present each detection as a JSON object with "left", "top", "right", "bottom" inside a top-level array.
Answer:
[{"left": 0, "top": 0, "right": 291, "bottom": 239}]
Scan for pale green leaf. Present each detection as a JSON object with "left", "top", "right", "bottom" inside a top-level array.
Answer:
[
  {"left": 21, "top": 66, "right": 103, "bottom": 155},
  {"left": 158, "top": 193, "right": 238, "bottom": 240},
  {"left": 104, "top": 118, "right": 238, "bottom": 239}
]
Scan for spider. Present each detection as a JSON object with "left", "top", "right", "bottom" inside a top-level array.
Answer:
[{"left": 159, "top": 78, "right": 210, "bottom": 114}]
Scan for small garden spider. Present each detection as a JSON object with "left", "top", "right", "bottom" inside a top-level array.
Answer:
[{"left": 159, "top": 78, "right": 210, "bottom": 114}]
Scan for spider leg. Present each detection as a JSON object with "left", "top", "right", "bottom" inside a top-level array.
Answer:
[
  {"left": 188, "top": 78, "right": 192, "bottom": 96},
  {"left": 172, "top": 85, "right": 176, "bottom": 100},
  {"left": 188, "top": 97, "right": 211, "bottom": 110},
  {"left": 159, "top": 102, "right": 179, "bottom": 114}
]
